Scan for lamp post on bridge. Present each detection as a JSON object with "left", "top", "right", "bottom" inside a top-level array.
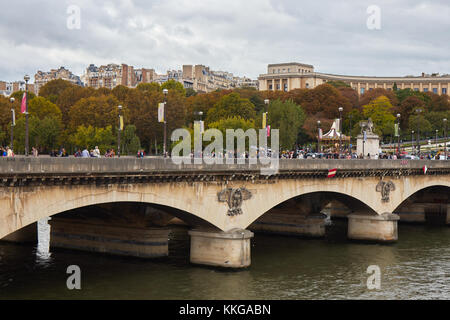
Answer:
[
  {"left": 10, "top": 97, "right": 15, "bottom": 152},
  {"left": 411, "top": 130, "right": 414, "bottom": 155},
  {"left": 338, "top": 107, "right": 343, "bottom": 158},
  {"left": 117, "top": 105, "right": 122, "bottom": 157},
  {"left": 24, "top": 75, "right": 30, "bottom": 156},
  {"left": 444, "top": 118, "right": 448, "bottom": 159},
  {"left": 416, "top": 108, "right": 422, "bottom": 157},
  {"left": 317, "top": 120, "right": 321, "bottom": 153},
  {"left": 396, "top": 113, "right": 401, "bottom": 156},
  {"left": 263, "top": 99, "right": 269, "bottom": 130},
  {"left": 435, "top": 129, "right": 438, "bottom": 154},
  {"left": 163, "top": 88, "right": 168, "bottom": 158}
]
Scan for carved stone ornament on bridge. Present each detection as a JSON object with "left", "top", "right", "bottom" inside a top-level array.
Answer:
[
  {"left": 218, "top": 187, "right": 252, "bottom": 216},
  {"left": 376, "top": 180, "right": 396, "bottom": 202}
]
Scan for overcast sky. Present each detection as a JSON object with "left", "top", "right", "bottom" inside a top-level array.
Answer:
[{"left": 0, "top": 0, "right": 449, "bottom": 82}]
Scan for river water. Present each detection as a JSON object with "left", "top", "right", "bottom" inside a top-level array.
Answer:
[{"left": 0, "top": 221, "right": 449, "bottom": 300}]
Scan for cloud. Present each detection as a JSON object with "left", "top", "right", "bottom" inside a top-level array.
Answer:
[{"left": 0, "top": 0, "right": 448, "bottom": 82}]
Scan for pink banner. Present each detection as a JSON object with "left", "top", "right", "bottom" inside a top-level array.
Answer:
[{"left": 21, "top": 92, "right": 27, "bottom": 114}]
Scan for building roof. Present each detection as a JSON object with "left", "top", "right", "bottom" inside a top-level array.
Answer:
[{"left": 268, "top": 62, "right": 314, "bottom": 68}]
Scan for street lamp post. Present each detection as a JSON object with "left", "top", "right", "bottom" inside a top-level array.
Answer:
[
  {"left": 24, "top": 75, "right": 30, "bottom": 156},
  {"left": 396, "top": 113, "right": 401, "bottom": 156},
  {"left": 117, "top": 105, "right": 122, "bottom": 157},
  {"left": 338, "top": 107, "right": 343, "bottom": 158},
  {"left": 163, "top": 89, "right": 168, "bottom": 158},
  {"left": 10, "top": 97, "right": 15, "bottom": 152},
  {"left": 435, "top": 129, "right": 439, "bottom": 154},
  {"left": 264, "top": 99, "right": 269, "bottom": 129},
  {"left": 444, "top": 119, "right": 448, "bottom": 159},
  {"left": 317, "top": 120, "right": 321, "bottom": 153},
  {"left": 411, "top": 130, "right": 414, "bottom": 154},
  {"left": 416, "top": 108, "right": 422, "bottom": 157}
]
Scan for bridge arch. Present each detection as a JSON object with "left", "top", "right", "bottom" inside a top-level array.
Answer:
[
  {"left": 392, "top": 185, "right": 450, "bottom": 213},
  {"left": 0, "top": 182, "right": 223, "bottom": 239}
]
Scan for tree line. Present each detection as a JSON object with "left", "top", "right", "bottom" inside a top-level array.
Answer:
[{"left": 0, "top": 78, "right": 448, "bottom": 155}]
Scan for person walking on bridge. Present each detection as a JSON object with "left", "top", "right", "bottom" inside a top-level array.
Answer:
[{"left": 81, "top": 147, "right": 90, "bottom": 158}]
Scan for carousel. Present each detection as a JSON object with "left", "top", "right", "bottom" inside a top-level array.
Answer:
[{"left": 319, "top": 119, "right": 351, "bottom": 154}]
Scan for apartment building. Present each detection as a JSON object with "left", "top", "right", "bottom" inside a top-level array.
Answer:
[{"left": 34, "top": 66, "right": 82, "bottom": 94}]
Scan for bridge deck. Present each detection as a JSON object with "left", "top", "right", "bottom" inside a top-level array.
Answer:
[{"left": 0, "top": 158, "right": 449, "bottom": 179}]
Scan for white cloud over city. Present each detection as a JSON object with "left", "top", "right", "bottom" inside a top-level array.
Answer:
[{"left": 0, "top": 0, "right": 449, "bottom": 82}]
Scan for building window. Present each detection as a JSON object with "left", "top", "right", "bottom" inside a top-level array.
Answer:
[
  {"left": 424, "top": 88, "right": 428, "bottom": 92},
  {"left": 287, "top": 68, "right": 290, "bottom": 73},
  {"left": 284, "top": 84, "right": 288, "bottom": 91},
  {"left": 369, "top": 88, "right": 373, "bottom": 91},
  {"left": 414, "top": 88, "right": 419, "bottom": 91},
  {"left": 360, "top": 88, "right": 365, "bottom": 94},
  {"left": 276, "top": 84, "right": 280, "bottom": 90},
  {"left": 305, "top": 83, "right": 309, "bottom": 88},
  {"left": 269, "top": 84, "right": 272, "bottom": 90},
  {"left": 433, "top": 88, "right": 438, "bottom": 94},
  {"left": 443, "top": 88, "right": 447, "bottom": 94}
]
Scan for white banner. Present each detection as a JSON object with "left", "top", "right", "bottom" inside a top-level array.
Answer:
[{"left": 158, "top": 103, "right": 165, "bottom": 122}]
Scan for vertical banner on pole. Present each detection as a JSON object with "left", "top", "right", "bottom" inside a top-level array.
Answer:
[
  {"left": 200, "top": 120, "right": 204, "bottom": 134},
  {"left": 158, "top": 103, "right": 165, "bottom": 122},
  {"left": 267, "top": 125, "right": 271, "bottom": 137},
  {"left": 119, "top": 115, "right": 123, "bottom": 131},
  {"left": 394, "top": 123, "right": 399, "bottom": 137},
  {"left": 318, "top": 128, "right": 323, "bottom": 139},
  {"left": 262, "top": 113, "right": 267, "bottom": 129},
  {"left": 11, "top": 109, "right": 15, "bottom": 126},
  {"left": 21, "top": 92, "right": 27, "bottom": 114}
]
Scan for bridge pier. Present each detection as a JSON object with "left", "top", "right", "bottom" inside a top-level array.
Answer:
[
  {"left": 347, "top": 213, "right": 399, "bottom": 242},
  {"left": 189, "top": 229, "right": 253, "bottom": 268},
  {"left": 49, "top": 218, "right": 170, "bottom": 258}
]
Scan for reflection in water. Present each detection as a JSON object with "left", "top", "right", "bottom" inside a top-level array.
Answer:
[{"left": 0, "top": 221, "right": 449, "bottom": 299}]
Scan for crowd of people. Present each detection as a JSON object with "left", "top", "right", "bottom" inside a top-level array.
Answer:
[{"left": 1, "top": 145, "right": 447, "bottom": 160}]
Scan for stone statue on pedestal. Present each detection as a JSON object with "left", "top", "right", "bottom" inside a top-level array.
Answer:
[{"left": 357, "top": 118, "right": 380, "bottom": 159}]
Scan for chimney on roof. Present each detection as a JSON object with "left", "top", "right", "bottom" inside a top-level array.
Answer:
[{"left": 422, "top": 72, "right": 425, "bottom": 77}]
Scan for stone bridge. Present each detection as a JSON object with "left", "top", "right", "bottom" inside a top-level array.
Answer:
[{"left": 1, "top": 158, "right": 449, "bottom": 268}]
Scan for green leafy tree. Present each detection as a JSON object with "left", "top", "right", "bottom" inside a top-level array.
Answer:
[
  {"left": 185, "top": 88, "right": 197, "bottom": 97},
  {"left": 121, "top": 125, "right": 141, "bottom": 155},
  {"left": 137, "top": 82, "right": 161, "bottom": 93},
  {"left": 161, "top": 80, "right": 186, "bottom": 96},
  {"left": 408, "top": 115, "right": 433, "bottom": 140},
  {"left": 267, "top": 99, "right": 306, "bottom": 149},
  {"left": 424, "top": 111, "right": 450, "bottom": 133},
  {"left": 70, "top": 125, "right": 116, "bottom": 154},
  {"left": 208, "top": 117, "right": 256, "bottom": 151},
  {"left": 395, "top": 88, "right": 431, "bottom": 105},
  {"left": 12, "top": 115, "right": 62, "bottom": 154},
  {"left": 361, "top": 96, "right": 396, "bottom": 138},
  {"left": 28, "top": 96, "right": 62, "bottom": 121},
  {"left": 206, "top": 93, "right": 256, "bottom": 123},
  {"left": 208, "top": 116, "right": 256, "bottom": 134}
]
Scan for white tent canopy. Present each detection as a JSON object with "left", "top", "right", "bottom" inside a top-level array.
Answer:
[{"left": 321, "top": 119, "right": 350, "bottom": 141}]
